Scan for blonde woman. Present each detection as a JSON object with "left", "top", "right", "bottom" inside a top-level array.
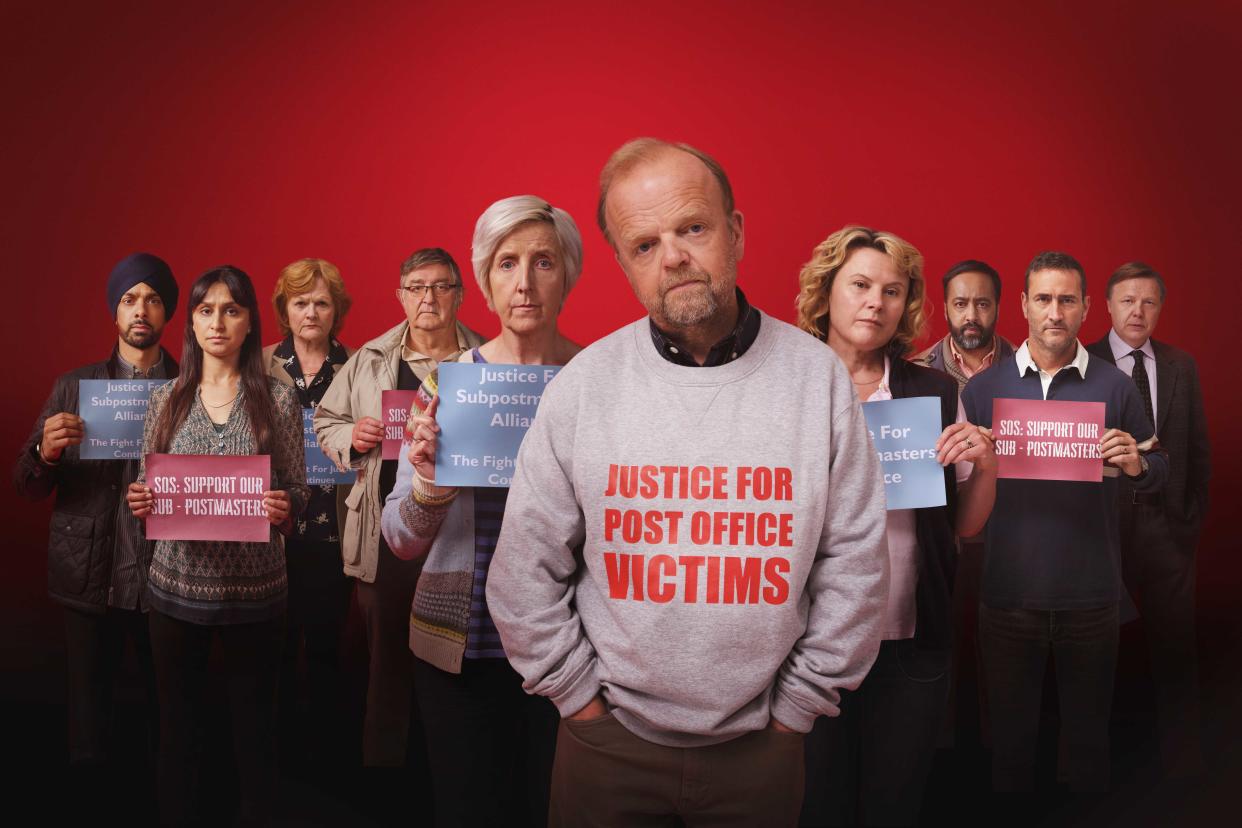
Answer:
[
  {"left": 795, "top": 226, "right": 997, "bottom": 826},
  {"left": 263, "top": 258, "right": 354, "bottom": 773}
]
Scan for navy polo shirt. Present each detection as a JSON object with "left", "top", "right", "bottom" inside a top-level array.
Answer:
[{"left": 961, "top": 344, "right": 1167, "bottom": 610}]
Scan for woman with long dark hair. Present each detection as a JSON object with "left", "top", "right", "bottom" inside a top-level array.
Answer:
[{"left": 128, "top": 265, "right": 308, "bottom": 826}]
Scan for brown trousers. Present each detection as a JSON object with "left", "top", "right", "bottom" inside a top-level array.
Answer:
[{"left": 550, "top": 713, "right": 804, "bottom": 827}]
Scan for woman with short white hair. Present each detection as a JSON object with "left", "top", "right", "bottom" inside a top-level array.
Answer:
[{"left": 381, "top": 195, "right": 583, "bottom": 827}]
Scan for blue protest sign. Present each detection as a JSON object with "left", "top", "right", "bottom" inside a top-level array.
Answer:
[
  {"left": 434, "top": 362, "right": 560, "bottom": 487},
  {"left": 861, "top": 396, "right": 946, "bottom": 510},
  {"left": 78, "top": 379, "right": 171, "bottom": 460},
  {"left": 303, "top": 407, "right": 354, "bottom": 485}
]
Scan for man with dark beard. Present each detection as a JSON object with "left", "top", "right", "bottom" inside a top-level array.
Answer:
[
  {"left": 14, "top": 252, "right": 179, "bottom": 812},
  {"left": 913, "top": 260, "right": 1015, "bottom": 387},
  {"left": 912, "top": 260, "right": 1015, "bottom": 753}
]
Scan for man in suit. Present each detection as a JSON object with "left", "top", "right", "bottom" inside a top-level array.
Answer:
[{"left": 1087, "top": 261, "right": 1210, "bottom": 777}]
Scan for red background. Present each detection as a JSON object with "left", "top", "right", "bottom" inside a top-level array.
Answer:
[{"left": 3, "top": 0, "right": 1238, "bottom": 709}]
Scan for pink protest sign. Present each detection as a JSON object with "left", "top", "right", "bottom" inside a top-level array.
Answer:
[
  {"left": 145, "top": 454, "right": 271, "bottom": 542},
  {"left": 993, "top": 398, "right": 1106, "bottom": 482},
  {"left": 381, "top": 390, "right": 418, "bottom": 460}
]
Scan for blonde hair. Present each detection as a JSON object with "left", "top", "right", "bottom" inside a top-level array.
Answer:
[
  {"left": 795, "top": 225, "right": 927, "bottom": 356},
  {"left": 471, "top": 195, "right": 583, "bottom": 306},
  {"left": 272, "top": 258, "right": 352, "bottom": 338}
]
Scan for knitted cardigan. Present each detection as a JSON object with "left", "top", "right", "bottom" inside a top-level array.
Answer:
[{"left": 380, "top": 355, "right": 487, "bottom": 674}]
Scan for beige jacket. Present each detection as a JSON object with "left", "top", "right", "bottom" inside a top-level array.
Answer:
[{"left": 312, "top": 320, "right": 485, "bottom": 583}]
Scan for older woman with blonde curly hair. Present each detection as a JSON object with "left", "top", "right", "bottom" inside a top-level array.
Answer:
[
  {"left": 262, "top": 257, "right": 354, "bottom": 770},
  {"left": 795, "top": 226, "right": 997, "bottom": 826}
]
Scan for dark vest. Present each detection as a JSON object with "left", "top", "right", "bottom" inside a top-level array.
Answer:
[{"left": 887, "top": 357, "right": 959, "bottom": 651}]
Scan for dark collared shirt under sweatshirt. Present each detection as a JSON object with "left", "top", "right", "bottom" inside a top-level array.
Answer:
[{"left": 648, "top": 288, "right": 760, "bottom": 367}]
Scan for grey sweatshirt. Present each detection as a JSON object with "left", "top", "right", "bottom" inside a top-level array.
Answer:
[{"left": 486, "top": 312, "right": 889, "bottom": 748}]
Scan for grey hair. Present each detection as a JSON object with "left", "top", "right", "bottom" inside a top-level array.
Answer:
[{"left": 470, "top": 195, "right": 584, "bottom": 305}]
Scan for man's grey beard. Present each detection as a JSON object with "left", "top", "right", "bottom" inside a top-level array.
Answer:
[
  {"left": 950, "top": 324, "right": 993, "bottom": 352},
  {"left": 660, "top": 261, "right": 735, "bottom": 330},
  {"left": 660, "top": 268, "right": 720, "bottom": 327}
]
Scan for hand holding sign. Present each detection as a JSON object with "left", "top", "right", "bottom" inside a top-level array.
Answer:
[
  {"left": 127, "top": 480, "right": 154, "bottom": 517},
  {"left": 41, "top": 412, "right": 85, "bottom": 462},
  {"left": 407, "top": 395, "right": 440, "bottom": 482},
  {"left": 935, "top": 421, "right": 996, "bottom": 471},
  {"left": 1099, "top": 428, "right": 1141, "bottom": 476},
  {"left": 351, "top": 416, "right": 384, "bottom": 454},
  {"left": 263, "top": 490, "right": 292, "bottom": 525}
]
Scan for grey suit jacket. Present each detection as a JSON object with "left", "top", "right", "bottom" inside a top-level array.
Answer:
[{"left": 1086, "top": 334, "right": 1211, "bottom": 538}]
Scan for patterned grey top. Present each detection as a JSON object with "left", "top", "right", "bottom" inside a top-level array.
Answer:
[{"left": 139, "top": 376, "right": 308, "bottom": 625}]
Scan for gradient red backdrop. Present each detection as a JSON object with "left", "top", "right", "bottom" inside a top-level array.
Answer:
[{"left": 3, "top": 0, "right": 1239, "bottom": 708}]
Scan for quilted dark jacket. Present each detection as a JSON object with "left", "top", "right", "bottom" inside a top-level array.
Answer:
[{"left": 14, "top": 347, "right": 178, "bottom": 613}]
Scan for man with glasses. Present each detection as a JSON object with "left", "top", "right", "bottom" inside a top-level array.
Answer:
[{"left": 315, "top": 248, "right": 483, "bottom": 793}]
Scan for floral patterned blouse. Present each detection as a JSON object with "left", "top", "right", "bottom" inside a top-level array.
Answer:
[{"left": 272, "top": 335, "right": 350, "bottom": 543}]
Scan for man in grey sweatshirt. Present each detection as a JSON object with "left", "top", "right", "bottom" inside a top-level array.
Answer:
[{"left": 486, "top": 138, "right": 889, "bottom": 826}]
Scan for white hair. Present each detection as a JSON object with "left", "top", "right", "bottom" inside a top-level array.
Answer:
[{"left": 471, "top": 195, "right": 584, "bottom": 305}]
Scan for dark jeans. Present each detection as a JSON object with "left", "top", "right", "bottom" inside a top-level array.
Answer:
[
  {"left": 551, "top": 713, "right": 804, "bottom": 828},
  {"left": 354, "top": 544, "right": 421, "bottom": 766},
  {"left": 149, "top": 609, "right": 284, "bottom": 827},
  {"left": 63, "top": 605, "right": 157, "bottom": 764},
  {"left": 801, "top": 639, "right": 951, "bottom": 826},
  {"left": 979, "top": 603, "right": 1118, "bottom": 792},
  {"left": 279, "top": 538, "right": 352, "bottom": 767},
  {"left": 414, "top": 656, "right": 558, "bottom": 827},
  {"left": 1120, "top": 501, "right": 1202, "bottom": 775}
]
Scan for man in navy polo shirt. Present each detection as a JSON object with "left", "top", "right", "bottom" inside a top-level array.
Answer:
[{"left": 961, "top": 251, "right": 1167, "bottom": 794}]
